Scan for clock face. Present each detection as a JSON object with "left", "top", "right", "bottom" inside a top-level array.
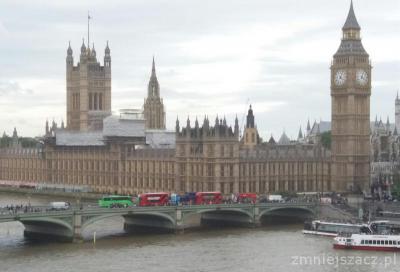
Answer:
[
  {"left": 334, "top": 70, "right": 347, "bottom": 86},
  {"left": 356, "top": 69, "right": 368, "bottom": 86}
]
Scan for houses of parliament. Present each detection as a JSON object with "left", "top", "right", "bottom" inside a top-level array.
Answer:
[{"left": 0, "top": 3, "right": 374, "bottom": 195}]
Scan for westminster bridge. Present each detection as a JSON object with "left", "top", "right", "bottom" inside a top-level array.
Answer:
[{"left": 0, "top": 202, "right": 317, "bottom": 242}]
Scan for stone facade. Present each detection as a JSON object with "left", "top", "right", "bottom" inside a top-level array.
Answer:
[
  {"left": 331, "top": 2, "right": 371, "bottom": 192},
  {"left": 0, "top": 3, "right": 374, "bottom": 195},
  {"left": 66, "top": 41, "right": 112, "bottom": 131},
  {"left": 175, "top": 116, "right": 240, "bottom": 194}
]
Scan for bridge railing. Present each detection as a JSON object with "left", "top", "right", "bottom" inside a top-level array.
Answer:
[{"left": 0, "top": 200, "right": 317, "bottom": 218}]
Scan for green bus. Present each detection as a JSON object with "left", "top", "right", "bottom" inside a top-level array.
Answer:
[{"left": 98, "top": 195, "right": 134, "bottom": 208}]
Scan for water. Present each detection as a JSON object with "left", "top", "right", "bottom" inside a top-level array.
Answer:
[{"left": 0, "top": 193, "right": 398, "bottom": 272}]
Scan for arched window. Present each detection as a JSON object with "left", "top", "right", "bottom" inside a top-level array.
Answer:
[
  {"left": 99, "top": 93, "right": 103, "bottom": 110},
  {"left": 89, "top": 93, "right": 93, "bottom": 110}
]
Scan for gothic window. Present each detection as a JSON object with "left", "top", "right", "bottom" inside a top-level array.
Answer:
[
  {"left": 99, "top": 93, "right": 103, "bottom": 110},
  {"left": 94, "top": 93, "right": 98, "bottom": 110},
  {"left": 89, "top": 93, "right": 93, "bottom": 110},
  {"left": 252, "top": 133, "right": 255, "bottom": 143}
]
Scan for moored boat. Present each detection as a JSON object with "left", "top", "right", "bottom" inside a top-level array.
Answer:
[
  {"left": 334, "top": 234, "right": 400, "bottom": 251},
  {"left": 303, "top": 220, "right": 371, "bottom": 237}
]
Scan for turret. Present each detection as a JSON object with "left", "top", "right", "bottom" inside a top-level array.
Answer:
[
  {"left": 11, "top": 127, "right": 19, "bottom": 148},
  {"left": 386, "top": 116, "right": 391, "bottom": 132},
  {"left": 234, "top": 115, "right": 239, "bottom": 138},
  {"left": 104, "top": 41, "right": 111, "bottom": 68},
  {"left": 66, "top": 41, "right": 73, "bottom": 68},
  {"left": 395, "top": 91, "right": 400, "bottom": 130},
  {"left": 45, "top": 120, "right": 49, "bottom": 135},
  {"left": 80, "top": 39, "right": 87, "bottom": 58},
  {"left": 195, "top": 117, "right": 199, "bottom": 137},
  {"left": 91, "top": 43, "right": 96, "bottom": 59},
  {"left": 246, "top": 105, "right": 255, "bottom": 128},
  {"left": 298, "top": 126, "right": 303, "bottom": 141},
  {"left": 186, "top": 116, "right": 191, "bottom": 129},
  {"left": 175, "top": 117, "right": 180, "bottom": 133},
  {"left": 306, "top": 119, "right": 311, "bottom": 135},
  {"left": 147, "top": 56, "right": 160, "bottom": 97}
]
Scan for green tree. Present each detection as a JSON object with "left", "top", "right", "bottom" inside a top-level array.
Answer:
[
  {"left": 391, "top": 173, "right": 400, "bottom": 199},
  {"left": 321, "top": 131, "right": 331, "bottom": 149}
]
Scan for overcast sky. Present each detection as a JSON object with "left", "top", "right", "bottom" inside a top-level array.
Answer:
[{"left": 0, "top": 0, "right": 399, "bottom": 140}]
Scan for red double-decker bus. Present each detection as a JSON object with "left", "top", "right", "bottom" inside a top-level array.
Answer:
[
  {"left": 237, "top": 193, "right": 257, "bottom": 204},
  {"left": 139, "top": 192, "right": 169, "bottom": 206},
  {"left": 195, "top": 192, "right": 223, "bottom": 205}
]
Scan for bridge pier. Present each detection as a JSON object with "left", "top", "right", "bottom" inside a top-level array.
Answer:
[
  {"left": 253, "top": 207, "right": 261, "bottom": 227},
  {"left": 72, "top": 213, "right": 83, "bottom": 243},
  {"left": 175, "top": 209, "right": 185, "bottom": 234}
]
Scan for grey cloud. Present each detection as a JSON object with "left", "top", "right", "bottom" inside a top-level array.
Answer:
[
  {"left": 0, "top": 0, "right": 399, "bottom": 137},
  {"left": 0, "top": 81, "right": 34, "bottom": 96}
]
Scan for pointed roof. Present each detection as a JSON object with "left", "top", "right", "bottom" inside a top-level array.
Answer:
[
  {"left": 278, "top": 131, "right": 291, "bottom": 145},
  {"left": 343, "top": 1, "right": 360, "bottom": 30},
  {"left": 316, "top": 123, "right": 321, "bottom": 135},
  {"left": 151, "top": 56, "right": 156, "bottom": 77},
  {"left": 147, "top": 56, "right": 160, "bottom": 97},
  {"left": 298, "top": 126, "right": 303, "bottom": 140},
  {"left": 394, "top": 126, "right": 398, "bottom": 136},
  {"left": 12, "top": 127, "right": 18, "bottom": 138},
  {"left": 67, "top": 41, "right": 72, "bottom": 55},
  {"left": 268, "top": 135, "right": 276, "bottom": 144},
  {"left": 306, "top": 119, "right": 311, "bottom": 131},
  {"left": 105, "top": 40, "right": 110, "bottom": 55}
]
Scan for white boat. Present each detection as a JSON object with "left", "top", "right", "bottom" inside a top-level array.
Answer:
[
  {"left": 334, "top": 234, "right": 400, "bottom": 251},
  {"left": 303, "top": 220, "right": 371, "bottom": 237}
]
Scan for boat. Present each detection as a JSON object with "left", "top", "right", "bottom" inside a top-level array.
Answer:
[
  {"left": 303, "top": 220, "right": 371, "bottom": 237},
  {"left": 369, "top": 220, "right": 400, "bottom": 235},
  {"left": 334, "top": 234, "right": 400, "bottom": 251}
]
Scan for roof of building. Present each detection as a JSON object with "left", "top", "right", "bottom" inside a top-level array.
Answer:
[
  {"left": 103, "top": 115, "right": 145, "bottom": 138},
  {"left": 145, "top": 130, "right": 176, "bottom": 148},
  {"left": 335, "top": 39, "right": 368, "bottom": 56},
  {"left": 240, "top": 144, "right": 331, "bottom": 160},
  {"left": 55, "top": 130, "right": 105, "bottom": 146},
  {"left": 278, "top": 131, "right": 291, "bottom": 145},
  {"left": 310, "top": 121, "right": 331, "bottom": 135},
  {"left": 343, "top": 1, "right": 361, "bottom": 30}
]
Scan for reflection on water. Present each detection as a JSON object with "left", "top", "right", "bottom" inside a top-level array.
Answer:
[{"left": 0, "top": 192, "right": 398, "bottom": 272}]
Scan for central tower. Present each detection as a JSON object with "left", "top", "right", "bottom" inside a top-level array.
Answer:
[
  {"left": 331, "top": 1, "right": 371, "bottom": 192},
  {"left": 143, "top": 57, "right": 166, "bottom": 130}
]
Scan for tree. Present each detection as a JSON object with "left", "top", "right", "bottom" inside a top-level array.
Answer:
[{"left": 321, "top": 131, "right": 331, "bottom": 149}]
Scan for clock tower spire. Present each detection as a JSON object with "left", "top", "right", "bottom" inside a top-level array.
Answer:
[{"left": 331, "top": 1, "right": 371, "bottom": 192}]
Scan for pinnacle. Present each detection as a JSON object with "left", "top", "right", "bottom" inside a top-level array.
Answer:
[{"left": 343, "top": 0, "right": 361, "bottom": 30}]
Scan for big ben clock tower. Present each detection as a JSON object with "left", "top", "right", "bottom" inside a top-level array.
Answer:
[{"left": 331, "top": 1, "right": 371, "bottom": 192}]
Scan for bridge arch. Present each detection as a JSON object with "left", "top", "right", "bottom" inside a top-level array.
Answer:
[
  {"left": 19, "top": 217, "right": 74, "bottom": 240},
  {"left": 184, "top": 207, "right": 255, "bottom": 226},
  {"left": 20, "top": 217, "right": 73, "bottom": 232},
  {"left": 81, "top": 211, "right": 176, "bottom": 232},
  {"left": 259, "top": 206, "right": 315, "bottom": 222}
]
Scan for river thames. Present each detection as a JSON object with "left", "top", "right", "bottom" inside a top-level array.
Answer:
[{"left": 0, "top": 192, "right": 398, "bottom": 272}]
